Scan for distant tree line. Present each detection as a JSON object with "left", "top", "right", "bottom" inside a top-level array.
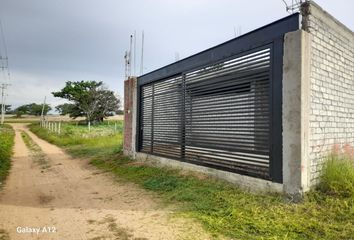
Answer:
[
  {"left": 5, "top": 81, "right": 121, "bottom": 123},
  {"left": 6, "top": 103, "right": 51, "bottom": 118}
]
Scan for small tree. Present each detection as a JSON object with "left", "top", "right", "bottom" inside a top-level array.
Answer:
[
  {"left": 27, "top": 103, "right": 51, "bottom": 116},
  {"left": 14, "top": 105, "right": 28, "bottom": 118},
  {"left": 52, "top": 81, "right": 121, "bottom": 124}
]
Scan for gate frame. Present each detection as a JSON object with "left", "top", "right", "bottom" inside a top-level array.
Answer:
[{"left": 136, "top": 14, "right": 300, "bottom": 184}]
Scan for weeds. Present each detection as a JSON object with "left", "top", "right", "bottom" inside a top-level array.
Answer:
[
  {"left": 30, "top": 123, "right": 122, "bottom": 157},
  {"left": 21, "top": 131, "right": 50, "bottom": 169},
  {"left": 29, "top": 123, "right": 354, "bottom": 239},
  {"left": 318, "top": 154, "right": 354, "bottom": 198},
  {"left": 0, "top": 124, "right": 14, "bottom": 187}
]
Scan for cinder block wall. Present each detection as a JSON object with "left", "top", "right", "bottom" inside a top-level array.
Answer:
[{"left": 302, "top": 2, "right": 354, "bottom": 184}]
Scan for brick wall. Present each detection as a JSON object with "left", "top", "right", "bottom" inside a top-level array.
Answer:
[
  {"left": 123, "top": 77, "right": 137, "bottom": 153},
  {"left": 302, "top": 2, "right": 354, "bottom": 184}
]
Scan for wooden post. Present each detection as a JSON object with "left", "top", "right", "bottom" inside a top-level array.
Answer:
[{"left": 58, "top": 122, "right": 61, "bottom": 134}]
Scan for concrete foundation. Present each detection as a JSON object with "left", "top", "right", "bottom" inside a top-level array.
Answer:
[{"left": 135, "top": 152, "right": 283, "bottom": 193}]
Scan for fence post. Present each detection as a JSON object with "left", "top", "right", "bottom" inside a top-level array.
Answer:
[
  {"left": 54, "top": 122, "right": 57, "bottom": 133},
  {"left": 58, "top": 122, "right": 61, "bottom": 134},
  {"left": 114, "top": 122, "right": 117, "bottom": 132}
]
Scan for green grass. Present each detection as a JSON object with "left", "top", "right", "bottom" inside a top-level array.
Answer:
[
  {"left": 318, "top": 154, "right": 354, "bottom": 198},
  {"left": 30, "top": 122, "right": 123, "bottom": 157},
  {"left": 21, "top": 131, "right": 50, "bottom": 169},
  {"left": 29, "top": 123, "right": 354, "bottom": 240},
  {"left": 0, "top": 124, "right": 15, "bottom": 187}
]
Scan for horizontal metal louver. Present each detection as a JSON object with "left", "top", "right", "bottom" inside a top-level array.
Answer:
[{"left": 139, "top": 48, "right": 271, "bottom": 179}]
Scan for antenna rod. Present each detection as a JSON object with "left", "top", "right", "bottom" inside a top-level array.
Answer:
[
  {"left": 134, "top": 30, "right": 136, "bottom": 76},
  {"left": 129, "top": 35, "right": 133, "bottom": 77},
  {"left": 140, "top": 30, "right": 144, "bottom": 75}
]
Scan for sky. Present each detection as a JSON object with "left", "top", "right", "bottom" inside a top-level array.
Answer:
[{"left": 0, "top": 0, "right": 353, "bottom": 111}]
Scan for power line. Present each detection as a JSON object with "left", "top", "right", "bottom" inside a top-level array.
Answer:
[
  {"left": 0, "top": 18, "right": 10, "bottom": 82},
  {"left": 0, "top": 19, "right": 8, "bottom": 58},
  {"left": 0, "top": 18, "right": 11, "bottom": 124}
]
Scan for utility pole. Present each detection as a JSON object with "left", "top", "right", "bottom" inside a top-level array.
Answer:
[
  {"left": 40, "top": 96, "right": 47, "bottom": 123},
  {"left": 0, "top": 83, "right": 10, "bottom": 124}
]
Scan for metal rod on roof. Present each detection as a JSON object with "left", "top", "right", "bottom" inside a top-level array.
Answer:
[{"left": 140, "top": 30, "right": 144, "bottom": 75}]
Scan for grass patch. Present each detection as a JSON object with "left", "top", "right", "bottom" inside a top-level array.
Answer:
[
  {"left": 318, "top": 154, "right": 354, "bottom": 198},
  {"left": 30, "top": 122, "right": 123, "bottom": 157},
  {"left": 21, "top": 131, "right": 50, "bottom": 169},
  {"left": 29, "top": 123, "right": 354, "bottom": 239},
  {"left": 0, "top": 124, "right": 15, "bottom": 188}
]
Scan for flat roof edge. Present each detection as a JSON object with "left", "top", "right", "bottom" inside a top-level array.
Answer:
[{"left": 138, "top": 13, "right": 300, "bottom": 86}]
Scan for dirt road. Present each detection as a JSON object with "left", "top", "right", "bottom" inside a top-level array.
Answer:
[{"left": 0, "top": 124, "right": 210, "bottom": 240}]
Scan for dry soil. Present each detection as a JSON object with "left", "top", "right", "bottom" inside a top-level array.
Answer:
[{"left": 0, "top": 123, "right": 211, "bottom": 240}]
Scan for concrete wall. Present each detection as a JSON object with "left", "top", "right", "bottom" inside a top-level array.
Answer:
[
  {"left": 123, "top": 77, "right": 137, "bottom": 156},
  {"left": 301, "top": 2, "right": 354, "bottom": 185},
  {"left": 282, "top": 30, "right": 311, "bottom": 195}
]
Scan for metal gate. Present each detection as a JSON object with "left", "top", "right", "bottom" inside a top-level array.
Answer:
[{"left": 137, "top": 14, "right": 300, "bottom": 183}]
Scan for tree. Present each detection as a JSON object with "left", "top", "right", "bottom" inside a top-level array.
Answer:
[
  {"left": 55, "top": 103, "right": 76, "bottom": 116},
  {"left": 5, "top": 105, "right": 12, "bottom": 114},
  {"left": 14, "top": 105, "right": 28, "bottom": 118},
  {"left": 52, "top": 81, "right": 121, "bottom": 123},
  {"left": 27, "top": 103, "right": 51, "bottom": 116},
  {"left": 93, "top": 89, "right": 120, "bottom": 122},
  {"left": 14, "top": 103, "right": 51, "bottom": 117}
]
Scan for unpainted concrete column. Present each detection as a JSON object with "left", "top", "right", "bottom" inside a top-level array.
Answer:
[
  {"left": 282, "top": 30, "right": 311, "bottom": 196},
  {"left": 123, "top": 77, "right": 137, "bottom": 156}
]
